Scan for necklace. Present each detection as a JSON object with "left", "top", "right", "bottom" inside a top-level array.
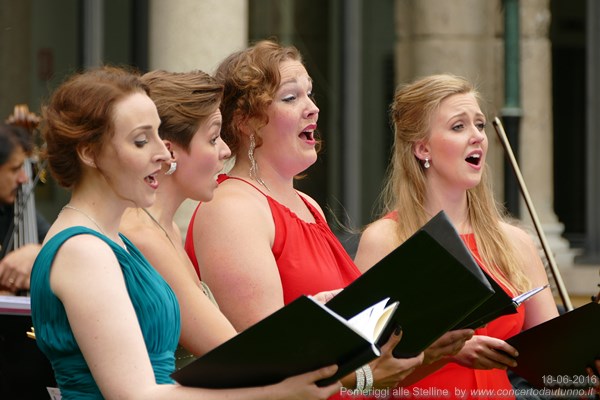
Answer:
[
  {"left": 62, "top": 204, "right": 127, "bottom": 250},
  {"left": 62, "top": 205, "right": 106, "bottom": 235},
  {"left": 249, "top": 174, "right": 270, "bottom": 192},
  {"left": 141, "top": 208, "right": 176, "bottom": 248}
]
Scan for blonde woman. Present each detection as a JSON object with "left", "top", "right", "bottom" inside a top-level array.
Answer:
[{"left": 354, "top": 74, "right": 559, "bottom": 399}]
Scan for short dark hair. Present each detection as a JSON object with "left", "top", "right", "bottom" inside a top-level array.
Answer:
[{"left": 0, "top": 123, "right": 32, "bottom": 166}]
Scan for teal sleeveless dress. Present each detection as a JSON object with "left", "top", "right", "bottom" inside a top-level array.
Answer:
[{"left": 30, "top": 227, "right": 181, "bottom": 400}]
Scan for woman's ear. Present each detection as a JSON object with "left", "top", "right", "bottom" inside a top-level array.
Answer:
[
  {"left": 77, "top": 145, "right": 96, "bottom": 168},
  {"left": 233, "top": 112, "right": 251, "bottom": 138},
  {"left": 413, "top": 140, "right": 430, "bottom": 162},
  {"left": 163, "top": 140, "right": 175, "bottom": 159}
]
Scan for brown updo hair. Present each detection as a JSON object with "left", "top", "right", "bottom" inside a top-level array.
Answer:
[
  {"left": 141, "top": 70, "right": 223, "bottom": 151},
  {"left": 214, "top": 39, "right": 304, "bottom": 157},
  {"left": 41, "top": 66, "right": 148, "bottom": 189}
]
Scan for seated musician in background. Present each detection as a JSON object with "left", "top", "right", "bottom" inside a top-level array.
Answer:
[
  {"left": 0, "top": 122, "right": 55, "bottom": 399},
  {"left": 0, "top": 122, "right": 50, "bottom": 293}
]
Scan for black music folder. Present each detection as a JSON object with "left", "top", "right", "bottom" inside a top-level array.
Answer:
[
  {"left": 506, "top": 301, "right": 600, "bottom": 389},
  {"left": 171, "top": 295, "right": 399, "bottom": 388},
  {"left": 453, "top": 280, "right": 549, "bottom": 330},
  {"left": 0, "top": 295, "right": 56, "bottom": 398},
  {"left": 326, "top": 211, "right": 496, "bottom": 358}
]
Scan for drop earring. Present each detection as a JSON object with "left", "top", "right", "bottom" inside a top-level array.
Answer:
[
  {"left": 165, "top": 161, "right": 177, "bottom": 175},
  {"left": 248, "top": 134, "right": 270, "bottom": 191},
  {"left": 424, "top": 158, "right": 430, "bottom": 169}
]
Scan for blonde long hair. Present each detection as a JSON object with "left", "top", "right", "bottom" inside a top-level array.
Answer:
[{"left": 380, "top": 74, "right": 530, "bottom": 294}]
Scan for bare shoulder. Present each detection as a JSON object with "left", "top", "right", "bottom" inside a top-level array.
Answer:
[
  {"left": 54, "top": 232, "right": 117, "bottom": 261},
  {"left": 296, "top": 190, "right": 326, "bottom": 216},
  {"left": 50, "top": 233, "right": 122, "bottom": 296},
  {"left": 499, "top": 220, "right": 551, "bottom": 281},
  {"left": 499, "top": 220, "right": 538, "bottom": 253},
  {"left": 362, "top": 218, "right": 399, "bottom": 243},
  {"left": 196, "top": 177, "right": 273, "bottom": 228},
  {"left": 121, "top": 209, "right": 167, "bottom": 250},
  {"left": 121, "top": 209, "right": 156, "bottom": 245},
  {"left": 355, "top": 218, "right": 399, "bottom": 272}
]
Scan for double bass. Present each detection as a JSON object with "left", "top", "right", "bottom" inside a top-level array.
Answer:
[{"left": 3, "top": 104, "right": 43, "bottom": 257}]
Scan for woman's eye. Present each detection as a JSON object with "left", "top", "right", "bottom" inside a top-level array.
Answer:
[
  {"left": 134, "top": 139, "right": 149, "bottom": 148},
  {"left": 282, "top": 95, "right": 296, "bottom": 103},
  {"left": 477, "top": 122, "right": 487, "bottom": 131},
  {"left": 452, "top": 124, "right": 464, "bottom": 131}
]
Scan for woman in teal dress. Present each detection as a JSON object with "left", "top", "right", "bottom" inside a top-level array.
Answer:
[{"left": 29, "top": 66, "right": 341, "bottom": 400}]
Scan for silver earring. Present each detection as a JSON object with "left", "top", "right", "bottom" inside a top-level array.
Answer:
[
  {"left": 248, "top": 134, "right": 270, "bottom": 191},
  {"left": 165, "top": 161, "right": 177, "bottom": 175},
  {"left": 424, "top": 158, "right": 430, "bottom": 169},
  {"left": 248, "top": 134, "right": 258, "bottom": 179}
]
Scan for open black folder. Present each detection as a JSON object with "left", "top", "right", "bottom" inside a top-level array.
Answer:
[
  {"left": 506, "top": 301, "right": 600, "bottom": 389},
  {"left": 326, "top": 211, "right": 496, "bottom": 358},
  {"left": 171, "top": 296, "right": 399, "bottom": 388}
]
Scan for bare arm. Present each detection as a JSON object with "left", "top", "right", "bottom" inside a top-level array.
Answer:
[
  {"left": 501, "top": 223, "right": 559, "bottom": 329},
  {"left": 193, "top": 184, "right": 285, "bottom": 332}
]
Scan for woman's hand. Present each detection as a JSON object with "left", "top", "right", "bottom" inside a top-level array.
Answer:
[
  {"left": 312, "top": 289, "right": 343, "bottom": 304},
  {"left": 273, "top": 365, "right": 341, "bottom": 400},
  {"left": 422, "top": 329, "right": 474, "bottom": 365},
  {"left": 450, "top": 335, "right": 518, "bottom": 370},
  {"left": 369, "top": 328, "right": 424, "bottom": 389},
  {"left": 0, "top": 243, "right": 40, "bottom": 291}
]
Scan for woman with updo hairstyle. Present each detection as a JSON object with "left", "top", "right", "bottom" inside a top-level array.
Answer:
[{"left": 30, "top": 65, "right": 340, "bottom": 400}]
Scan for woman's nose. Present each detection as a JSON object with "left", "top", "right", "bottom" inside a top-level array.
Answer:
[
  {"left": 470, "top": 126, "right": 486, "bottom": 144},
  {"left": 219, "top": 139, "right": 232, "bottom": 160},
  {"left": 155, "top": 140, "right": 171, "bottom": 162}
]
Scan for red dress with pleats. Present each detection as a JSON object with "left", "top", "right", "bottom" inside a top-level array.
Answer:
[
  {"left": 185, "top": 175, "right": 361, "bottom": 302},
  {"left": 402, "top": 232, "right": 523, "bottom": 400}
]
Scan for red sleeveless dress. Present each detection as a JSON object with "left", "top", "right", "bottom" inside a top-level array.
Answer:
[
  {"left": 185, "top": 174, "right": 361, "bottom": 305},
  {"left": 386, "top": 213, "right": 523, "bottom": 400}
]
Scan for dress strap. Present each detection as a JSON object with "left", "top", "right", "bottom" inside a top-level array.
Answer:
[{"left": 218, "top": 174, "right": 268, "bottom": 197}]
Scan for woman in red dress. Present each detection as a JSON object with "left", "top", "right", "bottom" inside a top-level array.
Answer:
[
  {"left": 354, "top": 74, "right": 559, "bottom": 399},
  {"left": 184, "top": 40, "right": 438, "bottom": 397}
]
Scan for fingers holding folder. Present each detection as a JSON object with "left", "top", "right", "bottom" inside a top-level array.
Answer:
[{"left": 370, "top": 327, "right": 425, "bottom": 388}]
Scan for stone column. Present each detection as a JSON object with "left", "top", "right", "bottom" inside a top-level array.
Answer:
[
  {"left": 148, "top": 0, "right": 248, "bottom": 237},
  {"left": 394, "top": 0, "right": 505, "bottom": 188},
  {"left": 520, "top": 0, "right": 575, "bottom": 269},
  {"left": 149, "top": 0, "right": 247, "bottom": 73}
]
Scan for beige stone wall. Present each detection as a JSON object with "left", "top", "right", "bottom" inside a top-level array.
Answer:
[
  {"left": 394, "top": 0, "right": 505, "bottom": 193},
  {"left": 149, "top": 0, "right": 247, "bottom": 74}
]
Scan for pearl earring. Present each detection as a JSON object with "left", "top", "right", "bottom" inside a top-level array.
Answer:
[{"left": 424, "top": 158, "right": 430, "bottom": 169}]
